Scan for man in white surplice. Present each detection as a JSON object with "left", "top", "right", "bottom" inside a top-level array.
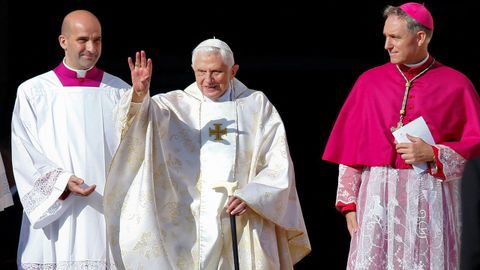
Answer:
[
  {"left": 105, "top": 39, "right": 311, "bottom": 269},
  {"left": 11, "top": 10, "right": 130, "bottom": 269}
]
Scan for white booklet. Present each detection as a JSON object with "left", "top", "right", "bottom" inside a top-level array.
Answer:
[{"left": 392, "top": 116, "right": 435, "bottom": 174}]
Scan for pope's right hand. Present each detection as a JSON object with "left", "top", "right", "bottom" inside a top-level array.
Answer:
[{"left": 128, "top": 50, "right": 153, "bottom": 103}]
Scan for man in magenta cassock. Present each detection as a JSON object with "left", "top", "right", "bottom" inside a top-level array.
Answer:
[{"left": 323, "top": 2, "right": 480, "bottom": 269}]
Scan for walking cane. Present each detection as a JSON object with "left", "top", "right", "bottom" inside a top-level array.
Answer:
[{"left": 213, "top": 181, "right": 240, "bottom": 270}]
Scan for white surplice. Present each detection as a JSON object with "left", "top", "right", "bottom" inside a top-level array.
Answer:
[
  {"left": 337, "top": 145, "right": 465, "bottom": 270},
  {"left": 11, "top": 70, "right": 129, "bottom": 269},
  {"left": 0, "top": 154, "right": 13, "bottom": 211},
  {"left": 105, "top": 78, "right": 311, "bottom": 270}
]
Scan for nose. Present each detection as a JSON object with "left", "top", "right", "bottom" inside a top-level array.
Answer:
[
  {"left": 204, "top": 72, "right": 215, "bottom": 82},
  {"left": 384, "top": 37, "right": 392, "bottom": 51},
  {"left": 86, "top": 40, "right": 97, "bottom": 53}
]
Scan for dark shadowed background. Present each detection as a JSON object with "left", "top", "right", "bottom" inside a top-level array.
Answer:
[{"left": 1, "top": 0, "right": 477, "bottom": 269}]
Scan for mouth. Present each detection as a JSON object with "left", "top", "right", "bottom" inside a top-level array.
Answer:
[
  {"left": 203, "top": 85, "right": 218, "bottom": 91},
  {"left": 82, "top": 54, "right": 96, "bottom": 61}
]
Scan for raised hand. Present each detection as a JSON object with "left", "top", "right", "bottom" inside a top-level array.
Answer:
[{"left": 128, "top": 50, "right": 153, "bottom": 102}]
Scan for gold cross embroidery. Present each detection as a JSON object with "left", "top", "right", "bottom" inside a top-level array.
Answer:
[{"left": 209, "top": 123, "right": 227, "bottom": 141}]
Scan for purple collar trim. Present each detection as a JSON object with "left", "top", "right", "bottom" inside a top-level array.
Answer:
[{"left": 53, "top": 62, "right": 104, "bottom": 87}]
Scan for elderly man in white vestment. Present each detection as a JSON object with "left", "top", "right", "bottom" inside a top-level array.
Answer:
[
  {"left": 104, "top": 39, "right": 311, "bottom": 269},
  {"left": 11, "top": 10, "right": 130, "bottom": 269}
]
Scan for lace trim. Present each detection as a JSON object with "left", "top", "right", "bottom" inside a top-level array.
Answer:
[
  {"left": 37, "top": 200, "right": 63, "bottom": 220},
  {"left": 336, "top": 165, "right": 362, "bottom": 205},
  {"left": 346, "top": 167, "right": 460, "bottom": 269},
  {"left": 22, "top": 169, "right": 63, "bottom": 214},
  {"left": 21, "top": 261, "right": 114, "bottom": 270},
  {"left": 437, "top": 145, "right": 466, "bottom": 181}
]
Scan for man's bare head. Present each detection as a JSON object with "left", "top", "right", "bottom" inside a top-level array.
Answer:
[
  {"left": 59, "top": 10, "right": 102, "bottom": 70},
  {"left": 61, "top": 10, "right": 100, "bottom": 37}
]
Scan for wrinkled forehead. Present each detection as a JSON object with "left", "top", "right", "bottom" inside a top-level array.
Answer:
[{"left": 193, "top": 51, "right": 227, "bottom": 68}]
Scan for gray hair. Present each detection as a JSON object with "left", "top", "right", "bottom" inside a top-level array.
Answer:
[
  {"left": 383, "top": 5, "right": 433, "bottom": 41},
  {"left": 191, "top": 46, "right": 235, "bottom": 68}
]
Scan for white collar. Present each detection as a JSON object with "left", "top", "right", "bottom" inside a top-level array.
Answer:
[
  {"left": 405, "top": 54, "right": 429, "bottom": 68},
  {"left": 63, "top": 58, "right": 94, "bottom": 78}
]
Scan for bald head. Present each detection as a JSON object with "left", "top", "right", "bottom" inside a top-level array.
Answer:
[
  {"left": 59, "top": 9, "right": 102, "bottom": 70},
  {"left": 61, "top": 10, "right": 101, "bottom": 37}
]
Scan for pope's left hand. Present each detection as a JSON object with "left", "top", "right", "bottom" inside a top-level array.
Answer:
[{"left": 226, "top": 196, "right": 248, "bottom": 216}]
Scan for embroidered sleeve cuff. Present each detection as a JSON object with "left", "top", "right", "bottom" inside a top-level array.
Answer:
[{"left": 336, "top": 202, "right": 356, "bottom": 215}]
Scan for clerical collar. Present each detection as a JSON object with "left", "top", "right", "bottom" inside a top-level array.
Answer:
[
  {"left": 53, "top": 60, "right": 104, "bottom": 87},
  {"left": 405, "top": 54, "right": 430, "bottom": 68},
  {"left": 62, "top": 59, "right": 95, "bottom": 78},
  {"left": 203, "top": 87, "right": 232, "bottom": 103},
  {"left": 398, "top": 54, "right": 433, "bottom": 80}
]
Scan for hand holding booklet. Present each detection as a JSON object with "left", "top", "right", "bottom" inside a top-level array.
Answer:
[{"left": 392, "top": 116, "right": 435, "bottom": 174}]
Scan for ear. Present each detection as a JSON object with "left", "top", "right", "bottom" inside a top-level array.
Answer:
[
  {"left": 416, "top": 31, "right": 427, "bottom": 47},
  {"left": 231, "top": 64, "right": 239, "bottom": 78},
  {"left": 59, "top": 35, "right": 67, "bottom": 50}
]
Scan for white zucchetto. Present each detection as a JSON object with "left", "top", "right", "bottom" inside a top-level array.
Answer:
[{"left": 194, "top": 38, "right": 233, "bottom": 54}]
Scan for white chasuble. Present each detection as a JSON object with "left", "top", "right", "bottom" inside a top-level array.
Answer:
[
  {"left": 105, "top": 79, "right": 311, "bottom": 270},
  {"left": 11, "top": 70, "right": 130, "bottom": 269}
]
